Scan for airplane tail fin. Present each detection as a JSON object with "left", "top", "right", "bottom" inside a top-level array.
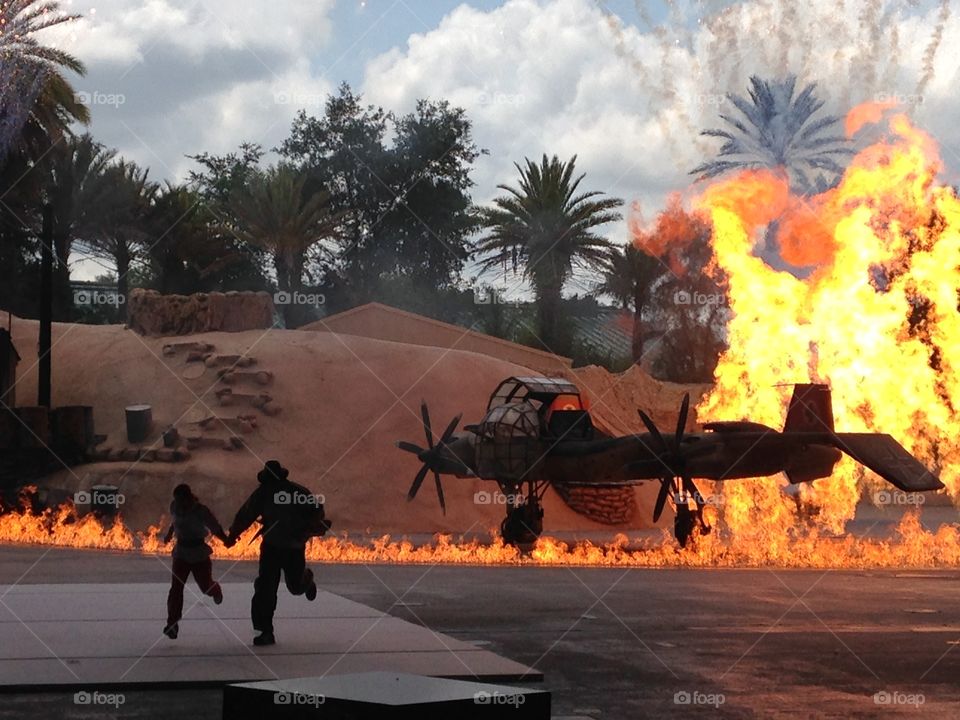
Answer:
[{"left": 783, "top": 383, "right": 834, "bottom": 433}]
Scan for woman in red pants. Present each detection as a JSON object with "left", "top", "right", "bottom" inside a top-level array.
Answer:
[{"left": 163, "top": 484, "right": 230, "bottom": 639}]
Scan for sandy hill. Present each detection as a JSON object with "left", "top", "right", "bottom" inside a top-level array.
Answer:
[{"left": 6, "top": 316, "right": 703, "bottom": 536}]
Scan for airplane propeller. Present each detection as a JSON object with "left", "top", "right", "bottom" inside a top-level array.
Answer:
[
  {"left": 635, "top": 393, "right": 711, "bottom": 544},
  {"left": 397, "top": 402, "right": 461, "bottom": 515}
]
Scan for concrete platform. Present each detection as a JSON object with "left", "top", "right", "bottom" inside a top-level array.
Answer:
[
  {"left": 223, "top": 672, "right": 550, "bottom": 719},
  {"left": 0, "top": 583, "right": 541, "bottom": 690}
]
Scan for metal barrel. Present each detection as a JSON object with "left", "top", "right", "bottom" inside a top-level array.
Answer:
[{"left": 125, "top": 404, "right": 153, "bottom": 444}]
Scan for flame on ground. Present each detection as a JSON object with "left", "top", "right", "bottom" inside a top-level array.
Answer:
[{"left": 2, "top": 490, "right": 960, "bottom": 568}]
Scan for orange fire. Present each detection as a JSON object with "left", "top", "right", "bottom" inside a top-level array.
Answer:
[
  {"left": 3, "top": 494, "right": 960, "bottom": 568},
  {"left": 693, "top": 104, "right": 960, "bottom": 546}
]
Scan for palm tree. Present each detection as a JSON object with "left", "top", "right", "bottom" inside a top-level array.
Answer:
[
  {"left": 597, "top": 244, "right": 665, "bottom": 364},
  {"left": 41, "top": 134, "right": 115, "bottom": 318},
  {"left": 690, "top": 75, "right": 852, "bottom": 195},
  {"left": 476, "top": 154, "right": 622, "bottom": 353},
  {"left": 225, "top": 164, "right": 342, "bottom": 326},
  {"left": 0, "top": 0, "right": 89, "bottom": 161},
  {"left": 82, "top": 160, "right": 158, "bottom": 320}
]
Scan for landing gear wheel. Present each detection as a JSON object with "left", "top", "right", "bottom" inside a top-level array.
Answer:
[
  {"left": 674, "top": 504, "right": 697, "bottom": 548},
  {"left": 501, "top": 501, "right": 544, "bottom": 547}
]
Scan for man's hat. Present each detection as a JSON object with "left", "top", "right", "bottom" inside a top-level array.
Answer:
[{"left": 258, "top": 460, "right": 289, "bottom": 484}]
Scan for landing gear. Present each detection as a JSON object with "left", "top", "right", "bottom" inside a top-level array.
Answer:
[
  {"left": 501, "top": 501, "right": 543, "bottom": 546},
  {"left": 500, "top": 481, "right": 545, "bottom": 547},
  {"left": 672, "top": 483, "right": 712, "bottom": 548}
]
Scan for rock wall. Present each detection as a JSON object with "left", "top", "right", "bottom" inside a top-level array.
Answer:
[
  {"left": 127, "top": 289, "right": 276, "bottom": 337},
  {"left": 553, "top": 483, "right": 638, "bottom": 525}
]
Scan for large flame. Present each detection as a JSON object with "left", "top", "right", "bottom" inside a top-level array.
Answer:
[{"left": 693, "top": 106, "right": 960, "bottom": 544}]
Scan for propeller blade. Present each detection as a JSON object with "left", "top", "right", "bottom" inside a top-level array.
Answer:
[
  {"left": 433, "top": 471, "right": 446, "bottom": 514},
  {"left": 407, "top": 464, "right": 430, "bottom": 501},
  {"left": 439, "top": 413, "right": 463, "bottom": 445},
  {"left": 652, "top": 478, "right": 671, "bottom": 523},
  {"left": 421, "top": 402, "right": 434, "bottom": 450},
  {"left": 637, "top": 409, "right": 667, "bottom": 451},
  {"left": 675, "top": 393, "right": 690, "bottom": 448},
  {"left": 397, "top": 441, "right": 426, "bottom": 456}
]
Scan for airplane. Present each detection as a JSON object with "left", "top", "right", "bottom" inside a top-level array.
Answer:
[{"left": 397, "top": 376, "right": 944, "bottom": 548}]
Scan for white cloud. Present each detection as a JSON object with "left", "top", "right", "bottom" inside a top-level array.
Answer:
[
  {"left": 362, "top": 0, "right": 960, "bottom": 228},
  {"left": 42, "top": 0, "right": 337, "bottom": 180}
]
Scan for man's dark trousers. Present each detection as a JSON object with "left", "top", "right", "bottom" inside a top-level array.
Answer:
[{"left": 252, "top": 543, "right": 314, "bottom": 633}]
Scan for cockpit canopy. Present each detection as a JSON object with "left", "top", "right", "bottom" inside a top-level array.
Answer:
[{"left": 487, "top": 376, "right": 583, "bottom": 412}]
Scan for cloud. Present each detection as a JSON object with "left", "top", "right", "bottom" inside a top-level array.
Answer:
[
  {"left": 42, "top": 0, "right": 337, "bottom": 180},
  {"left": 361, "top": 0, "right": 960, "bottom": 228}
]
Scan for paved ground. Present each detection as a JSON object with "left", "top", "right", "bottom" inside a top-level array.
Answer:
[{"left": 1, "top": 545, "right": 959, "bottom": 718}]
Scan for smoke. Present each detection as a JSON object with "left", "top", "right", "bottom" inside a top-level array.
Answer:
[{"left": 915, "top": 0, "right": 950, "bottom": 97}]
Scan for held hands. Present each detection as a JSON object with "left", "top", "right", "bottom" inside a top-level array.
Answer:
[{"left": 222, "top": 533, "right": 237, "bottom": 549}]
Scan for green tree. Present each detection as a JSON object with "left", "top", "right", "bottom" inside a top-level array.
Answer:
[
  {"left": 597, "top": 244, "right": 664, "bottom": 363},
  {"left": 185, "top": 143, "right": 272, "bottom": 291},
  {"left": 279, "top": 84, "right": 481, "bottom": 304},
  {"left": 82, "top": 160, "right": 158, "bottom": 320},
  {"left": 476, "top": 154, "right": 622, "bottom": 353},
  {"left": 225, "top": 164, "right": 341, "bottom": 327},
  {"left": 0, "top": 0, "right": 89, "bottom": 161},
  {"left": 39, "top": 134, "right": 115, "bottom": 319}
]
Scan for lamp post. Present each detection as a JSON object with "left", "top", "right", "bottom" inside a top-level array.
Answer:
[{"left": 38, "top": 203, "right": 53, "bottom": 407}]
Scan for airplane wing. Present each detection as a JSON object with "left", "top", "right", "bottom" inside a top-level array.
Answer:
[{"left": 832, "top": 433, "right": 944, "bottom": 492}]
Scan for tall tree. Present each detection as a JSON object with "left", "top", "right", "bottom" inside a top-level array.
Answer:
[
  {"left": 597, "top": 244, "right": 664, "bottom": 363},
  {"left": 690, "top": 75, "right": 851, "bottom": 195},
  {"left": 0, "top": 0, "right": 89, "bottom": 161},
  {"left": 40, "top": 134, "right": 115, "bottom": 319},
  {"left": 476, "top": 154, "right": 622, "bottom": 353},
  {"left": 225, "top": 164, "right": 341, "bottom": 327},
  {"left": 279, "top": 84, "right": 481, "bottom": 304},
  {"left": 185, "top": 143, "right": 272, "bottom": 291},
  {"left": 82, "top": 160, "right": 157, "bottom": 319}
]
